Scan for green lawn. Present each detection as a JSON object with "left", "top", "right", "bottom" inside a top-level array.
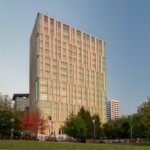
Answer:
[{"left": 0, "top": 140, "right": 150, "bottom": 150}]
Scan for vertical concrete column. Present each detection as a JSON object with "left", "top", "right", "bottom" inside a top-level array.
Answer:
[
  {"left": 94, "top": 71, "right": 96, "bottom": 107},
  {"left": 54, "top": 19, "right": 56, "bottom": 39},
  {"left": 61, "top": 23, "right": 63, "bottom": 60},
  {"left": 60, "top": 82, "right": 62, "bottom": 103},
  {"left": 74, "top": 29, "right": 76, "bottom": 46},
  {"left": 69, "top": 26, "right": 71, "bottom": 44},
  {"left": 101, "top": 89, "right": 104, "bottom": 123},
  {"left": 81, "top": 32, "right": 83, "bottom": 67}
]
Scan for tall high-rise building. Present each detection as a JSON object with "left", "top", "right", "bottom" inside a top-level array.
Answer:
[
  {"left": 30, "top": 12, "right": 106, "bottom": 137},
  {"left": 107, "top": 100, "right": 119, "bottom": 121}
]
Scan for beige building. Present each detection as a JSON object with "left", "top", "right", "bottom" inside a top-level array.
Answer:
[
  {"left": 107, "top": 100, "right": 119, "bottom": 121},
  {"left": 30, "top": 12, "right": 106, "bottom": 137}
]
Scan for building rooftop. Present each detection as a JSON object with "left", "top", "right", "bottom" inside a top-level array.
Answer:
[{"left": 12, "top": 94, "right": 29, "bottom": 101}]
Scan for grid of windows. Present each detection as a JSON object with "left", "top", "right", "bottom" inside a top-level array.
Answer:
[{"left": 32, "top": 13, "right": 106, "bottom": 126}]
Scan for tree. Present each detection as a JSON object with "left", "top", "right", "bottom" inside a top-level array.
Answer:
[
  {"left": 103, "top": 120, "right": 116, "bottom": 139},
  {"left": 62, "top": 113, "right": 86, "bottom": 140},
  {"left": 0, "top": 94, "right": 20, "bottom": 137},
  {"left": 19, "top": 109, "right": 47, "bottom": 137},
  {"left": 115, "top": 116, "right": 130, "bottom": 139},
  {"left": 137, "top": 97, "right": 150, "bottom": 137},
  {"left": 132, "top": 114, "right": 147, "bottom": 138},
  {"left": 78, "top": 107, "right": 93, "bottom": 139},
  {"left": 93, "top": 114, "right": 103, "bottom": 139},
  {"left": 103, "top": 116, "right": 131, "bottom": 139}
]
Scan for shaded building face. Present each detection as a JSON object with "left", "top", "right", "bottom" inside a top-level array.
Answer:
[{"left": 30, "top": 12, "right": 106, "bottom": 137}]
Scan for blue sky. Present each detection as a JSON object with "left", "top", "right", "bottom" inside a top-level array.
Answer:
[{"left": 0, "top": 0, "right": 150, "bottom": 116}]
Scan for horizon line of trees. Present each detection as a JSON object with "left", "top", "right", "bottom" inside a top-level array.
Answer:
[
  {"left": 62, "top": 97, "right": 150, "bottom": 140},
  {"left": 1, "top": 94, "right": 150, "bottom": 140},
  {"left": 103, "top": 97, "right": 150, "bottom": 139},
  {"left": 62, "top": 106, "right": 103, "bottom": 141}
]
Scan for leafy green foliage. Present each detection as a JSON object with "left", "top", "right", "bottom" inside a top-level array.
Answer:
[
  {"left": 93, "top": 114, "right": 103, "bottom": 139},
  {"left": 131, "top": 114, "right": 146, "bottom": 138},
  {"left": 103, "top": 97, "right": 150, "bottom": 139},
  {"left": 62, "top": 113, "right": 86, "bottom": 139},
  {"left": 103, "top": 116, "right": 131, "bottom": 139},
  {"left": 137, "top": 97, "right": 150, "bottom": 137},
  {"left": 63, "top": 107, "right": 103, "bottom": 140},
  {"left": 78, "top": 107, "right": 93, "bottom": 139},
  {"left": 0, "top": 96, "right": 21, "bottom": 136}
]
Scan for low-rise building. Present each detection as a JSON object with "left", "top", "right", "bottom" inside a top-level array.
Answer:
[{"left": 12, "top": 94, "right": 29, "bottom": 112}]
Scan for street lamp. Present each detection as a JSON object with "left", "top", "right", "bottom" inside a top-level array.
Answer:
[
  {"left": 10, "top": 118, "right": 14, "bottom": 140},
  {"left": 92, "top": 118, "right": 95, "bottom": 143},
  {"left": 130, "top": 116, "right": 133, "bottom": 139}
]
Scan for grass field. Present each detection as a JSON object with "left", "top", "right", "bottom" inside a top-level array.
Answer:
[{"left": 0, "top": 140, "right": 150, "bottom": 150}]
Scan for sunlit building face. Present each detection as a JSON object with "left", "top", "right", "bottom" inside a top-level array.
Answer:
[{"left": 30, "top": 12, "right": 106, "bottom": 137}]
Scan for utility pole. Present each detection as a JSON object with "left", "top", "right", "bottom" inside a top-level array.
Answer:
[
  {"left": 93, "top": 118, "right": 95, "bottom": 143},
  {"left": 10, "top": 118, "right": 14, "bottom": 139}
]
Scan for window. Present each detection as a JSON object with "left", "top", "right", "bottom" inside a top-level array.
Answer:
[
  {"left": 98, "top": 56, "right": 101, "bottom": 72},
  {"left": 45, "top": 57, "right": 50, "bottom": 64},
  {"left": 44, "top": 27, "right": 48, "bottom": 35},
  {"left": 45, "top": 36, "right": 49, "bottom": 42},
  {"left": 102, "top": 57, "right": 105, "bottom": 74},
  {"left": 44, "top": 16, "right": 48, "bottom": 22},
  {"left": 54, "top": 103, "right": 58, "bottom": 120},
  {"left": 40, "top": 79, "right": 47, "bottom": 86},
  {"left": 73, "top": 86, "right": 76, "bottom": 104},
  {"left": 78, "top": 86, "right": 82, "bottom": 104},
  {"left": 63, "top": 24, "right": 69, "bottom": 34},
  {"left": 41, "top": 85, "right": 48, "bottom": 93},
  {"left": 45, "top": 70, "right": 50, "bottom": 78},
  {"left": 45, "top": 42, "right": 49, "bottom": 48},
  {"left": 50, "top": 18, "right": 54, "bottom": 24},
  {"left": 45, "top": 49, "right": 49, "bottom": 55},
  {"left": 61, "top": 103, "right": 63, "bottom": 121},
  {"left": 50, "top": 80, "right": 53, "bottom": 100},
  {"left": 76, "top": 30, "right": 81, "bottom": 41},
  {"left": 98, "top": 40, "right": 102, "bottom": 55},
  {"left": 44, "top": 101, "right": 51, "bottom": 118},
  {"left": 58, "top": 22, "right": 61, "bottom": 32},
  {"left": 40, "top": 93, "right": 47, "bottom": 100},
  {"left": 83, "top": 33, "right": 86, "bottom": 43},
  {"left": 63, "top": 35, "right": 69, "bottom": 42},
  {"left": 63, "top": 48, "right": 66, "bottom": 53},
  {"left": 87, "top": 35, "right": 90, "bottom": 44},
  {"left": 62, "top": 83, "right": 67, "bottom": 103}
]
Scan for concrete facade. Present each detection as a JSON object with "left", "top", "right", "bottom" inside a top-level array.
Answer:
[
  {"left": 30, "top": 12, "right": 106, "bottom": 138},
  {"left": 107, "top": 100, "right": 119, "bottom": 121}
]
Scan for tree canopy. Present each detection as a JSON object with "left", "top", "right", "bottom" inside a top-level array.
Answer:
[
  {"left": 0, "top": 95, "right": 20, "bottom": 136},
  {"left": 19, "top": 109, "right": 47, "bottom": 136},
  {"left": 103, "top": 97, "right": 150, "bottom": 139},
  {"left": 62, "top": 107, "right": 103, "bottom": 140},
  {"left": 62, "top": 113, "right": 86, "bottom": 140}
]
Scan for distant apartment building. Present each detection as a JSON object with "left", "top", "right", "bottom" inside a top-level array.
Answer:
[
  {"left": 12, "top": 94, "right": 29, "bottom": 111},
  {"left": 107, "top": 100, "right": 119, "bottom": 121},
  {"left": 30, "top": 12, "right": 106, "bottom": 137}
]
